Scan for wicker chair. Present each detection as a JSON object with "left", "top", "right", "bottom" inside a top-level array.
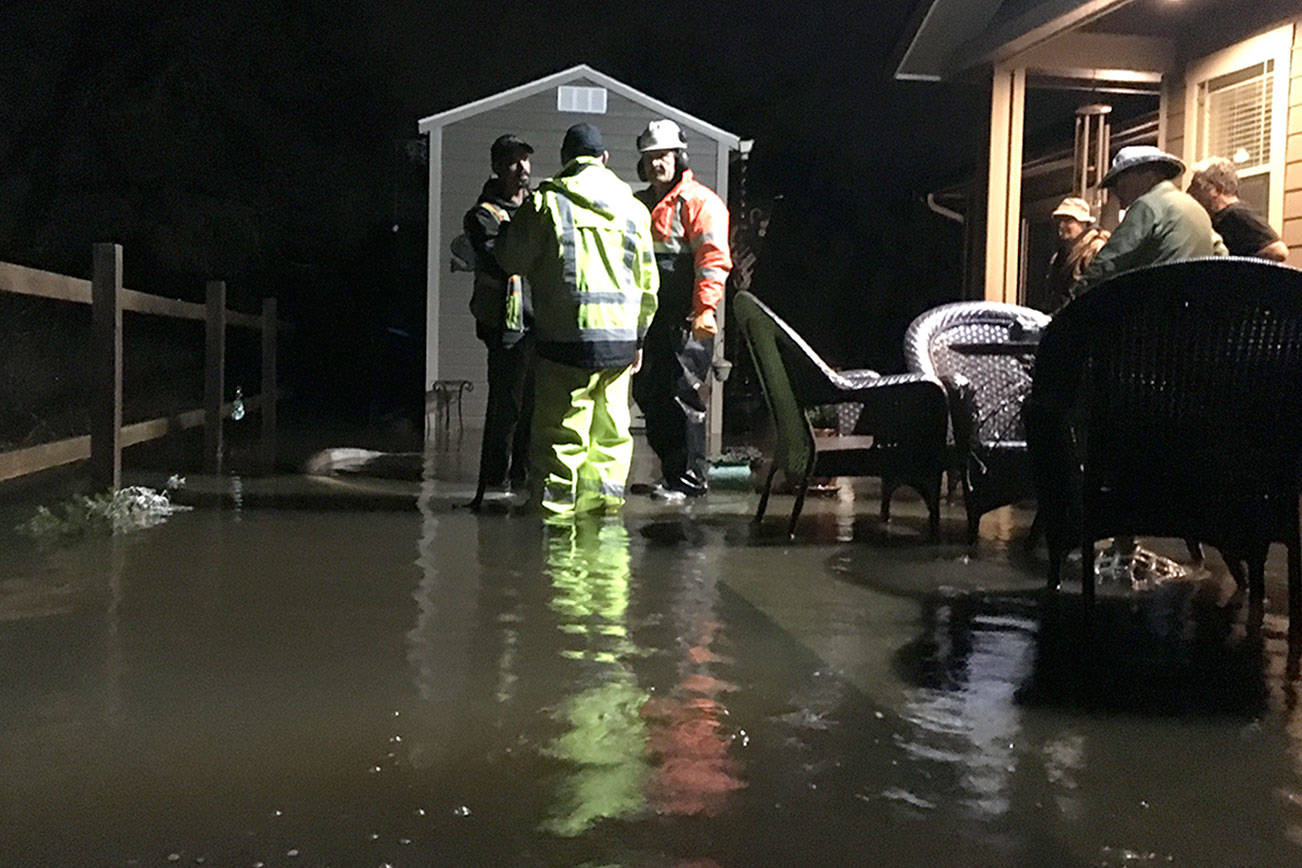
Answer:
[
  {"left": 903, "top": 301, "right": 1052, "bottom": 543},
  {"left": 1027, "top": 258, "right": 1302, "bottom": 626},
  {"left": 733, "top": 291, "right": 948, "bottom": 539}
]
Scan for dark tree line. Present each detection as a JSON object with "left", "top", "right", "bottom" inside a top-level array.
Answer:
[{"left": 0, "top": 0, "right": 988, "bottom": 439}]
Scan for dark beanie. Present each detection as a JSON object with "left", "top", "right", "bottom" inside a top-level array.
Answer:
[{"left": 561, "top": 123, "right": 604, "bottom": 162}]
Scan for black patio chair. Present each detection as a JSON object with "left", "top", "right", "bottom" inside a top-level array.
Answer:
[
  {"left": 1027, "top": 258, "right": 1302, "bottom": 629},
  {"left": 904, "top": 301, "right": 1051, "bottom": 543},
  {"left": 733, "top": 291, "right": 948, "bottom": 539}
]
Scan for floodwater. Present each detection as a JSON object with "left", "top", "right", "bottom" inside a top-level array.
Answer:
[{"left": 2, "top": 461, "right": 1302, "bottom": 866}]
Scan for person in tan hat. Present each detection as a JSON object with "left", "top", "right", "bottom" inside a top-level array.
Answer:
[
  {"left": 1043, "top": 197, "right": 1109, "bottom": 312},
  {"left": 1070, "top": 145, "right": 1226, "bottom": 298}
]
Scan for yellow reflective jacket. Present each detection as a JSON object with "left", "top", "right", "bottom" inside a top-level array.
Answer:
[{"left": 496, "top": 157, "right": 659, "bottom": 370}]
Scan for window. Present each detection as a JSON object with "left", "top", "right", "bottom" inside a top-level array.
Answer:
[
  {"left": 1198, "top": 61, "right": 1273, "bottom": 172},
  {"left": 1184, "top": 25, "right": 1291, "bottom": 225},
  {"left": 557, "top": 86, "right": 607, "bottom": 114}
]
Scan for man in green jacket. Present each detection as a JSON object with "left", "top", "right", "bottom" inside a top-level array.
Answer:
[
  {"left": 1066, "top": 145, "right": 1227, "bottom": 581},
  {"left": 495, "top": 123, "right": 659, "bottom": 515},
  {"left": 1070, "top": 145, "right": 1227, "bottom": 298}
]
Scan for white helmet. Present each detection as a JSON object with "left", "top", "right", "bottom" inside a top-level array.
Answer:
[{"left": 637, "top": 119, "right": 687, "bottom": 152}]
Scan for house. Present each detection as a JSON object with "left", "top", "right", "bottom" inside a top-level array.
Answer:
[
  {"left": 417, "top": 65, "right": 742, "bottom": 449},
  {"left": 896, "top": 0, "right": 1302, "bottom": 303}
]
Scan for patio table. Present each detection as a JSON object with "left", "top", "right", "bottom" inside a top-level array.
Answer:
[
  {"left": 959, "top": 336, "right": 1190, "bottom": 584},
  {"left": 947, "top": 337, "right": 1040, "bottom": 428}
]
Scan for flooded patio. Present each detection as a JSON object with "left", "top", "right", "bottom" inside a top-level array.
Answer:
[{"left": 2, "top": 445, "right": 1301, "bottom": 866}]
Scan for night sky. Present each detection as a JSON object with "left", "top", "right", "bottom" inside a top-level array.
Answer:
[{"left": 0, "top": 1, "right": 1006, "bottom": 421}]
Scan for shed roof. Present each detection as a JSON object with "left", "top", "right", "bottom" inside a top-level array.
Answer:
[{"left": 417, "top": 63, "right": 742, "bottom": 149}]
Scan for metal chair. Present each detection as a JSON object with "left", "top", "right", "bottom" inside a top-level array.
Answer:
[
  {"left": 733, "top": 291, "right": 948, "bottom": 539},
  {"left": 1028, "top": 258, "right": 1302, "bottom": 630},
  {"left": 425, "top": 379, "right": 474, "bottom": 437},
  {"left": 904, "top": 301, "right": 1051, "bottom": 543}
]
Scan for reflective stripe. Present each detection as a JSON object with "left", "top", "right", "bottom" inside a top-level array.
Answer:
[
  {"left": 544, "top": 483, "right": 575, "bottom": 504},
  {"left": 653, "top": 238, "right": 683, "bottom": 254},
  {"left": 554, "top": 193, "right": 579, "bottom": 292},
  {"left": 576, "top": 291, "right": 637, "bottom": 305},
  {"left": 479, "top": 202, "right": 510, "bottom": 223},
  {"left": 623, "top": 219, "right": 639, "bottom": 291},
  {"left": 696, "top": 266, "right": 729, "bottom": 283},
  {"left": 690, "top": 231, "right": 726, "bottom": 251},
  {"left": 543, "top": 328, "right": 639, "bottom": 343},
  {"left": 575, "top": 478, "right": 625, "bottom": 499}
]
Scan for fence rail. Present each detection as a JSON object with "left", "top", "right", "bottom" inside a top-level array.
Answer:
[{"left": 0, "top": 243, "right": 288, "bottom": 488}]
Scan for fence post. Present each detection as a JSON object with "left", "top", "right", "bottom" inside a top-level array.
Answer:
[
  {"left": 204, "top": 280, "right": 226, "bottom": 474},
  {"left": 90, "top": 243, "right": 123, "bottom": 491},
  {"left": 260, "top": 297, "right": 277, "bottom": 474}
]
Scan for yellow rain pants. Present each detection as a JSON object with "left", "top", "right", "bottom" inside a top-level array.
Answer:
[{"left": 531, "top": 356, "right": 633, "bottom": 515}]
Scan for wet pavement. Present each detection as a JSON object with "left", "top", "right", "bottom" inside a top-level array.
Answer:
[{"left": 2, "top": 442, "right": 1302, "bottom": 866}]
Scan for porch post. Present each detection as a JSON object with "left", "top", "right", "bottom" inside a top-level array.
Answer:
[
  {"left": 204, "top": 280, "right": 226, "bottom": 475},
  {"left": 90, "top": 243, "right": 123, "bottom": 491},
  {"left": 985, "top": 65, "right": 1026, "bottom": 304}
]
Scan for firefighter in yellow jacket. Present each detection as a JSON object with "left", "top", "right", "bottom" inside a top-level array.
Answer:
[
  {"left": 495, "top": 123, "right": 659, "bottom": 515},
  {"left": 631, "top": 120, "right": 732, "bottom": 500}
]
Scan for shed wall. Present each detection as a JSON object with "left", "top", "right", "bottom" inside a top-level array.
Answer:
[{"left": 436, "top": 76, "right": 720, "bottom": 426}]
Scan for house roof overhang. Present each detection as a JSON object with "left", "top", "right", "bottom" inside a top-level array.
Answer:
[
  {"left": 894, "top": 0, "right": 1145, "bottom": 80},
  {"left": 417, "top": 63, "right": 742, "bottom": 150}
]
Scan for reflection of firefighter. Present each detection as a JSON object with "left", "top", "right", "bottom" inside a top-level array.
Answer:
[
  {"left": 632, "top": 120, "right": 732, "bottom": 500},
  {"left": 539, "top": 517, "right": 650, "bottom": 836},
  {"left": 640, "top": 520, "right": 744, "bottom": 816}
]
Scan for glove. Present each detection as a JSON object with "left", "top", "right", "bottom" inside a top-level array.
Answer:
[{"left": 691, "top": 309, "right": 719, "bottom": 340}]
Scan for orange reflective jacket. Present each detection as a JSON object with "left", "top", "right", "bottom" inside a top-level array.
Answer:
[{"left": 637, "top": 170, "right": 732, "bottom": 319}]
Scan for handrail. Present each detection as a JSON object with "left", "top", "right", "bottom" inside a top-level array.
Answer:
[
  {"left": 0, "top": 394, "right": 273, "bottom": 484},
  {"left": 0, "top": 244, "right": 286, "bottom": 487},
  {"left": 0, "top": 260, "right": 288, "bottom": 330}
]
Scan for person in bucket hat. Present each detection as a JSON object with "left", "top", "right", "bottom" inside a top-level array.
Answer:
[
  {"left": 1065, "top": 145, "right": 1226, "bottom": 584},
  {"left": 1042, "top": 197, "right": 1109, "bottom": 312},
  {"left": 1070, "top": 145, "right": 1226, "bottom": 298}
]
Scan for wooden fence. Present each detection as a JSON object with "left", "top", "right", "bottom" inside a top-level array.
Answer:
[{"left": 0, "top": 242, "right": 289, "bottom": 489}]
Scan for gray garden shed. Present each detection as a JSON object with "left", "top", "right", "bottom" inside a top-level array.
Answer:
[{"left": 417, "top": 64, "right": 741, "bottom": 447}]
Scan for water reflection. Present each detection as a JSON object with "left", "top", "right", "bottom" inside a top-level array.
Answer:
[
  {"left": 891, "top": 583, "right": 1302, "bottom": 863},
  {"left": 639, "top": 517, "right": 744, "bottom": 817},
  {"left": 407, "top": 481, "right": 544, "bottom": 772},
  {"left": 539, "top": 516, "right": 650, "bottom": 836},
  {"left": 895, "top": 596, "right": 1036, "bottom": 818},
  {"left": 406, "top": 481, "right": 474, "bottom": 770}
]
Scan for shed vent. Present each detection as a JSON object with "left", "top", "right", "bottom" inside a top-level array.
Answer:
[{"left": 557, "top": 86, "right": 607, "bottom": 114}]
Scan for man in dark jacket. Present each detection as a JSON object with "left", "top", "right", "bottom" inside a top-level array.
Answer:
[
  {"left": 464, "top": 134, "right": 535, "bottom": 510},
  {"left": 1187, "top": 156, "right": 1289, "bottom": 261}
]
